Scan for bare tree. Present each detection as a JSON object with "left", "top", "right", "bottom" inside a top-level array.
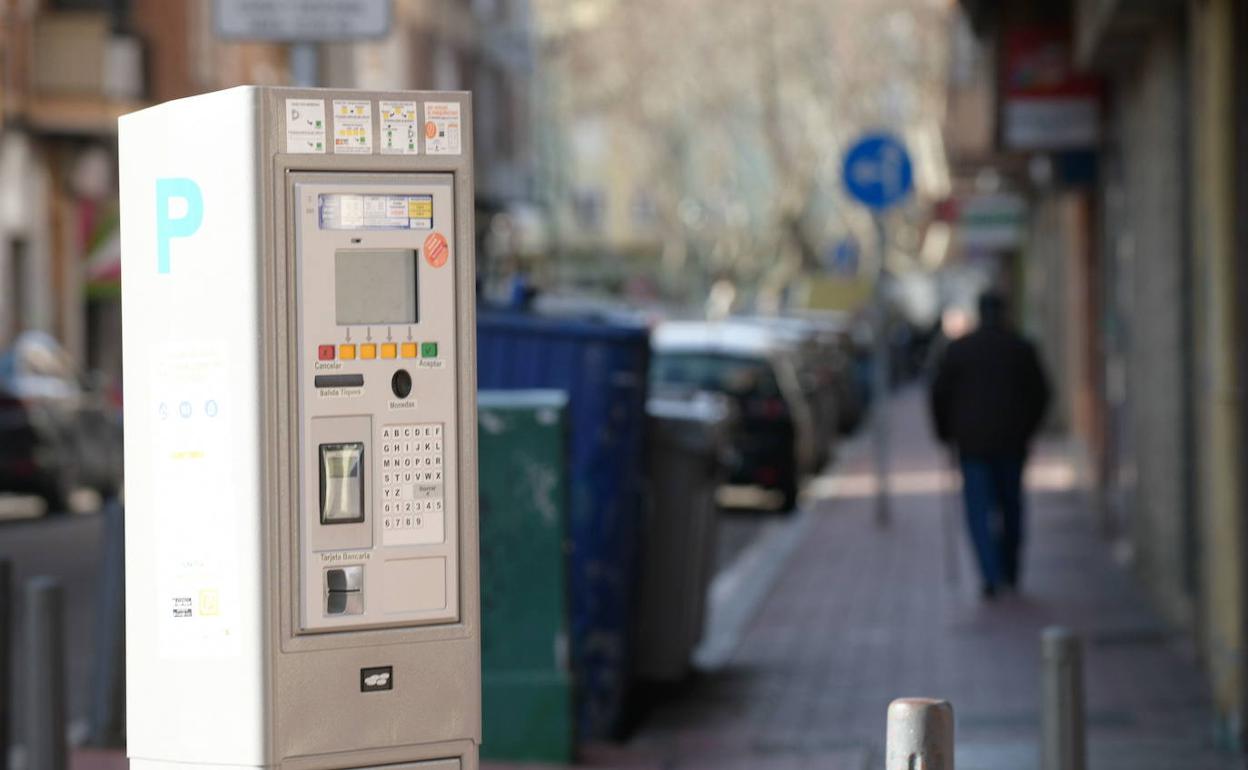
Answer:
[{"left": 536, "top": 0, "right": 951, "bottom": 308}]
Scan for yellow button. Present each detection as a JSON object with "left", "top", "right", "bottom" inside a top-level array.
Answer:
[
  {"left": 360, "top": 343, "right": 377, "bottom": 359},
  {"left": 401, "top": 342, "right": 418, "bottom": 359},
  {"left": 381, "top": 343, "right": 397, "bottom": 359},
  {"left": 339, "top": 344, "right": 356, "bottom": 360}
]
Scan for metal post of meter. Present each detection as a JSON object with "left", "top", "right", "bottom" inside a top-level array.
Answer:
[{"left": 872, "top": 214, "right": 891, "bottom": 528}]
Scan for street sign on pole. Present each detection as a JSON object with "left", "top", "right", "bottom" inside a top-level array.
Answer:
[
  {"left": 843, "top": 133, "right": 914, "bottom": 212},
  {"left": 822, "top": 236, "right": 861, "bottom": 277},
  {"left": 216, "top": 0, "right": 392, "bottom": 42},
  {"left": 842, "top": 132, "right": 913, "bottom": 529}
]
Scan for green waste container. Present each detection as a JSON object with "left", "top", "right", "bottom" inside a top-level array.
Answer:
[{"left": 478, "top": 390, "right": 574, "bottom": 763}]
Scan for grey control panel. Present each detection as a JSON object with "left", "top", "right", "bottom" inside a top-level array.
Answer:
[{"left": 294, "top": 173, "right": 461, "bottom": 632}]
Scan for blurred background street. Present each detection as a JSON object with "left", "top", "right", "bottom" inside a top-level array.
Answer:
[{"left": 2, "top": 0, "right": 1248, "bottom": 768}]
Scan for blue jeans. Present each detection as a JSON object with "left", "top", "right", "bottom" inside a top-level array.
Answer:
[{"left": 961, "top": 455, "right": 1025, "bottom": 590}]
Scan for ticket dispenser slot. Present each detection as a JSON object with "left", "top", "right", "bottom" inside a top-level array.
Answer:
[{"left": 295, "top": 174, "right": 460, "bottom": 633}]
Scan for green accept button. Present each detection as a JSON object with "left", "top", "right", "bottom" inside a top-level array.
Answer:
[{"left": 420, "top": 342, "right": 438, "bottom": 358}]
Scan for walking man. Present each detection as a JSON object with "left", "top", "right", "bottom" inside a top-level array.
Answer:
[{"left": 930, "top": 292, "right": 1051, "bottom": 599}]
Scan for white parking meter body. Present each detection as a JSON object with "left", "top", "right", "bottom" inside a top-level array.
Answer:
[{"left": 119, "top": 87, "right": 480, "bottom": 769}]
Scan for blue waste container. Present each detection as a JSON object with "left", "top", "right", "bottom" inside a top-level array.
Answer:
[{"left": 476, "top": 310, "right": 650, "bottom": 740}]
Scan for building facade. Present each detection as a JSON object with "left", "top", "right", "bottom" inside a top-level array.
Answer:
[
  {"left": 955, "top": 0, "right": 1248, "bottom": 748},
  {"left": 1, "top": 0, "right": 540, "bottom": 385}
]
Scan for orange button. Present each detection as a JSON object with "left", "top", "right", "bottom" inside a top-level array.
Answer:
[
  {"left": 339, "top": 344, "right": 356, "bottom": 360},
  {"left": 360, "top": 343, "right": 377, "bottom": 359},
  {"left": 401, "top": 342, "right": 418, "bottom": 359},
  {"left": 381, "top": 342, "right": 397, "bottom": 359}
]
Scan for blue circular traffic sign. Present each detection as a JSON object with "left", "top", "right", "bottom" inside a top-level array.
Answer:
[{"left": 843, "top": 133, "right": 914, "bottom": 212}]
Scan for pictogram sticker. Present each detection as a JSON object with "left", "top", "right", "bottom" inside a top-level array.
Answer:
[
  {"left": 285, "top": 98, "right": 326, "bottom": 153},
  {"left": 332, "top": 100, "right": 372, "bottom": 154},
  {"left": 423, "top": 102, "right": 462, "bottom": 155},
  {"left": 379, "top": 100, "right": 419, "bottom": 155}
]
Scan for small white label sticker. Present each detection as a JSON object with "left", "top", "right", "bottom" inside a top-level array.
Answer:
[
  {"left": 285, "top": 98, "right": 326, "bottom": 154},
  {"left": 333, "top": 100, "right": 373, "bottom": 154},
  {"left": 423, "top": 101, "right": 462, "bottom": 155},
  {"left": 317, "top": 387, "right": 364, "bottom": 399},
  {"left": 379, "top": 100, "right": 420, "bottom": 155}
]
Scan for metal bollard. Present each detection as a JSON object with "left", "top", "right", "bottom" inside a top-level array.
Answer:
[
  {"left": 89, "top": 499, "right": 126, "bottom": 746},
  {"left": 25, "top": 577, "right": 67, "bottom": 770},
  {"left": 886, "top": 697, "right": 955, "bottom": 770},
  {"left": 1041, "top": 627, "right": 1086, "bottom": 770},
  {"left": 0, "top": 560, "right": 11, "bottom": 769}
]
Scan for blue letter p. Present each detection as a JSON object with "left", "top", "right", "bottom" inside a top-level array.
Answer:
[{"left": 156, "top": 178, "right": 203, "bottom": 274}]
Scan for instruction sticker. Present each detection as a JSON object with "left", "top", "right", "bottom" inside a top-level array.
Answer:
[
  {"left": 333, "top": 100, "right": 373, "bottom": 154},
  {"left": 380, "top": 100, "right": 419, "bottom": 155},
  {"left": 423, "top": 102, "right": 462, "bottom": 155},
  {"left": 285, "top": 98, "right": 326, "bottom": 154}
]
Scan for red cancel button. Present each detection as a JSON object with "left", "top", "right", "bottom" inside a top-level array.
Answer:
[{"left": 317, "top": 345, "right": 335, "bottom": 361}]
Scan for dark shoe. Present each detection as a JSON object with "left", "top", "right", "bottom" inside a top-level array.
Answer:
[{"left": 981, "top": 584, "right": 998, "bottom": 601}]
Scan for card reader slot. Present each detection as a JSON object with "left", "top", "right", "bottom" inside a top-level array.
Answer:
[{"left": 315, "top": 373, "right": 364, "bottom": 388}]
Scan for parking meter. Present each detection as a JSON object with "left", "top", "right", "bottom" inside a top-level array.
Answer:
[{"left": 119, "top": 87, "right": 480, "bottom": 769}]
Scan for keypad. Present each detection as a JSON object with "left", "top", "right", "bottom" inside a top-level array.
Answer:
[{"left": 380, "top": 422, "right": 445, "bottom": 545}]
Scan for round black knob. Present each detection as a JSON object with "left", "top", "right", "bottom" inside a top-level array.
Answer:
[{"left": 391, "top": 369, "right": 412, "bottom": 399}]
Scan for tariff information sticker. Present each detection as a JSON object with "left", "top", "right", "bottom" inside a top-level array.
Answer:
[
  {"left": 319, "top": 193, "right": 433, "bottom": 230},
  {"left": 380, "top": 100, "right": 419, "bottom": 155},
  {"left": 423, "top": 102, "right": 462, "bottom": 155},
  {"left": 333, "top": 100, "right": 373, "bottom": 154},
  {"left": 285, "top": 98, "right": 326, "bottom": 153}
]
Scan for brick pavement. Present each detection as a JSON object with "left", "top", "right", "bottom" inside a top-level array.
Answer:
[
  {"left": 489, "top": 388, "right": 1238, "bottom": 770},
  {"left": 65, "top": 389, "right": 1237, "bottom": 769}
]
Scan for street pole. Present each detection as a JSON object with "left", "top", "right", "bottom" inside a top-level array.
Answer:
[
  {"left": 842, "top": 132, "right": 911, "bottom": 530},
  {"left": 25, "top": 577, "right": 66, "bottom": 770},
  {"left": 873, "top": 213, "right": 891, "bottom": 528},
  {"left": 290, "top": 42, "right": 319, "bottom": 88},
  {"left": 1041, "top": 627, "right": 1087, "bottom": 770},
  {"left": 0, "top": 560, "right": 10, "bottom": 767}
]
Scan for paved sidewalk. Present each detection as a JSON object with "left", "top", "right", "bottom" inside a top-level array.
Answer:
[
  {"left": 62, "top": 390, "right": 1235, "bottom": 769},
  {"left": 494, "top": 388, "right": 1236, "bottom": 770}
]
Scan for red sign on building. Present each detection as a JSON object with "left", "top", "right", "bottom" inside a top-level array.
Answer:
[{"left": 1000, "top": 26, "right": 1103, "bottom": 151}]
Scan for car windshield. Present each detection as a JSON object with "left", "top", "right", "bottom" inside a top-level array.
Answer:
[
  {"left": 652, "top": 351, "right": 782, "bottom": 399},
  {"left": 0, "top": 331, "right": 81, "bottom": 399}
]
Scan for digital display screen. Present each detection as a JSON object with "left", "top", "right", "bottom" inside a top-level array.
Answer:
[{"left": 334, "top": 249, "right": 418, "bottom": 326}]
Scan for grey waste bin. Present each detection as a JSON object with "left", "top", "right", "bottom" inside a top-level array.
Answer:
[{"left": 634, "top": 392, "right": 735, "bottom": 681}]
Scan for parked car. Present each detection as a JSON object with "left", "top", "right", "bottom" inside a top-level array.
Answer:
[
  {"left": 0, "top": 332, "right": 122, "bottom": 511},
  {"left": 734, "top": 313, "right": 873, "bottom": 462},
  {"left": 650, "top": 321, "right": 816, "bottom": 511},
  {"left": 788, "top": 311, "right": 869, "bottom": 434}
]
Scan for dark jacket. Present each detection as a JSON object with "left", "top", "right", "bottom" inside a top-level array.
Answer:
[{"left": 929, "top": 324, "right": 1051, "bottom": 458}]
